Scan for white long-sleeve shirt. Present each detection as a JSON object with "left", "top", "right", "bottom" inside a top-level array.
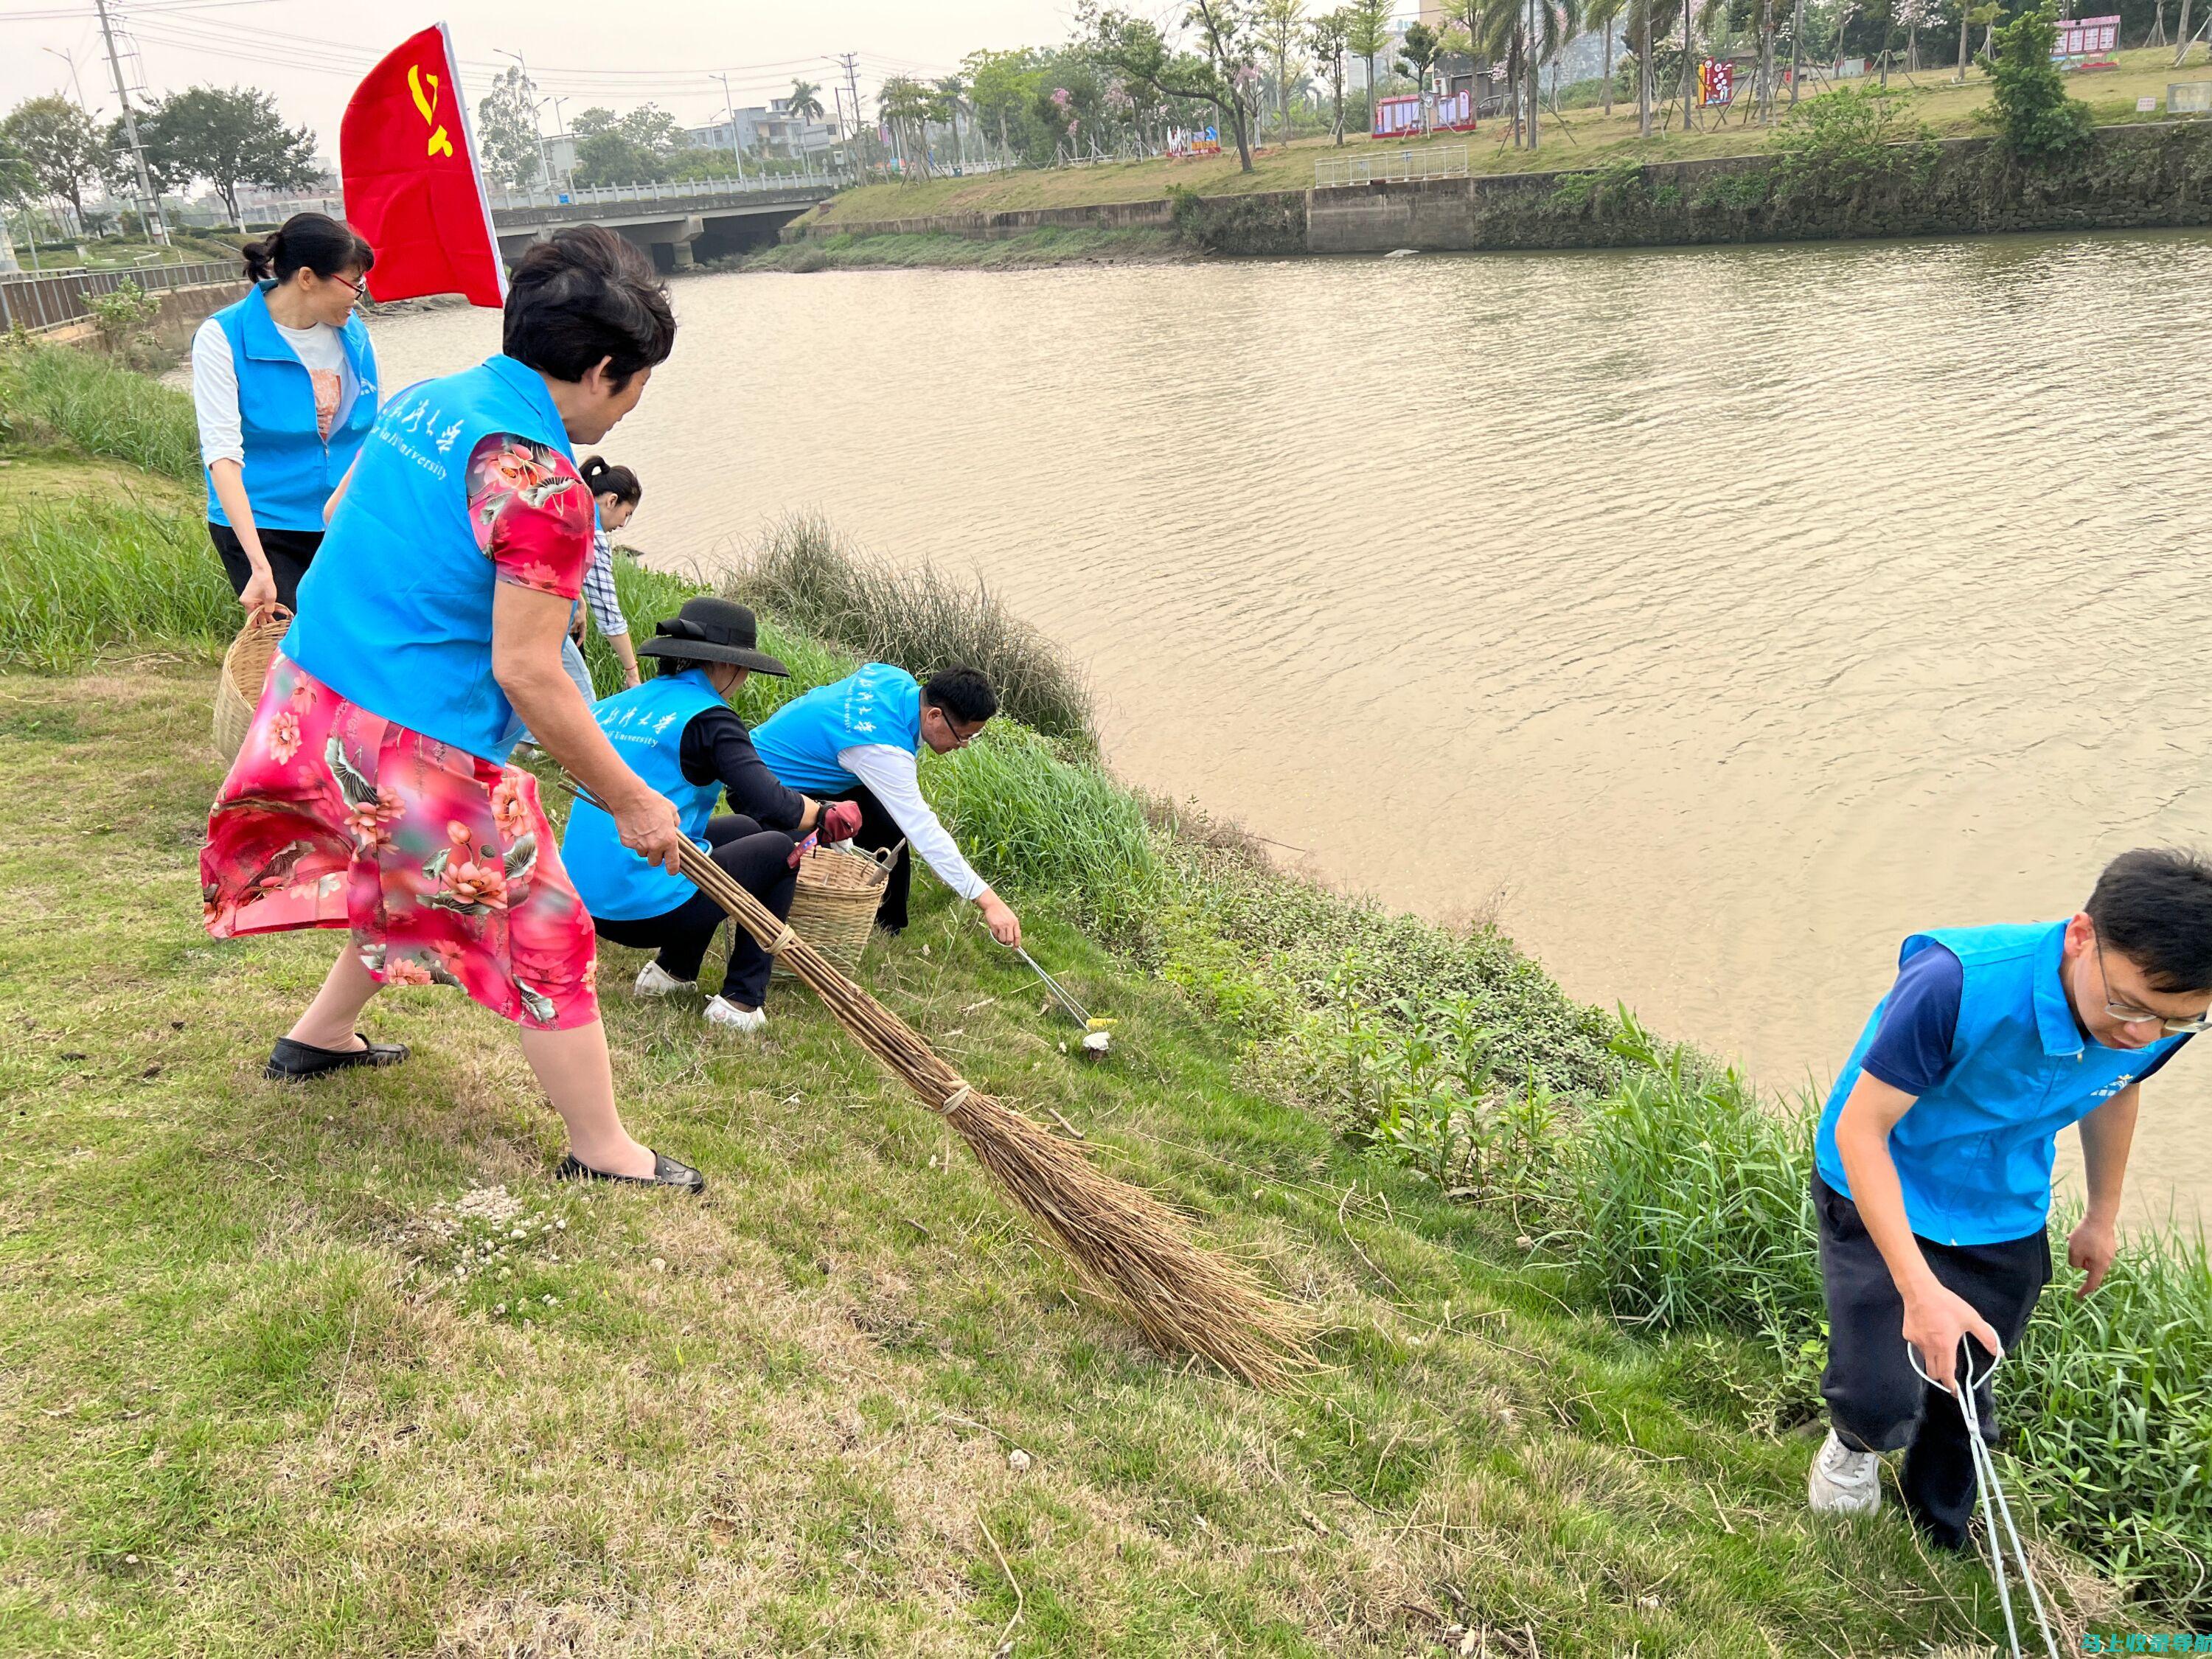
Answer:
[
  {"left": 838, "top": 743, "right": 989, "bottom": 902},
  {"left": 191, "top": 313, "right": 359, "bottom": 467}
]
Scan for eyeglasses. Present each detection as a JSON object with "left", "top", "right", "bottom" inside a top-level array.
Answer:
[
  {"left": 2093, "top": 931, "right": 2212, "bottom": 1034},
  {"left": 330, "top": 271, "right": 367, "bottom": 304},
  {"left": 933, "top": 709, "right": 981, "bottom": 748}
]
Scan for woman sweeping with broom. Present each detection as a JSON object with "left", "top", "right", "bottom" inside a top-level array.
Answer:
[{"left": 200, "top": 226, "right": 703, "bottom": 1191}]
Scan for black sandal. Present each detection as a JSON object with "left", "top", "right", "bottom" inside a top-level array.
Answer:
[
  {"left": 554, "top": 1150, "right": 706, "bottom": 1193},
  {"left": 265, "top": 1034, "right": 410, "bottom": 1081}
]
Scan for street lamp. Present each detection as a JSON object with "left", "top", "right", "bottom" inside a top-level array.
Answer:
[
  {"left": 709, "top": 72, "right": 747, "bottom": 181},
  {"left": 495, "top": 49, "right": 553, "bottom": 189},
  {"left": 549, "top": 94, "right": 573, "bottom": 189}
]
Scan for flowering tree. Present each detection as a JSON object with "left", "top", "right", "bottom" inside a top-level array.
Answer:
[
  {"left": 1895, "top": 0, "right": 1934, "bottom": 69},
  {"left": 1085, "top": 0, "right": 1263, "bottom": 171}
]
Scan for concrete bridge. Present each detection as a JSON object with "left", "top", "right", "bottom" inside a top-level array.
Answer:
[{"left": 486, "top": 174, "right": 844, "bottom": 271}]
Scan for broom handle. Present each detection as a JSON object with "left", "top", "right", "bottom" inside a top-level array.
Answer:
[{"left": 554, "top": 776, "right": 977, "bottom": 1117}]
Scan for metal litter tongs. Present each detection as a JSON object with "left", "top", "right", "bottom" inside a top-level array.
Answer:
[{"left": 1010, "top": 945, "right": 1116, "bottom": 1051}]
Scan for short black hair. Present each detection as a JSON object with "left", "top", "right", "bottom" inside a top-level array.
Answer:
[
  {"left": 243, "top": 212, "right": 374, "bottom": 285},
  {"left": 923, "top": 666, "right": 998, "bottom": 727},
  {"left": 502, "top": 226, "right": 676, "bottom": 390},
  {"left": 2087, "top": 847, "right": 2212, "bottom": 992}
]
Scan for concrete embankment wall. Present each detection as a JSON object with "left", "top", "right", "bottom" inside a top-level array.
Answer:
[
  {"left": 788, "top": 120, "right": 2212, "bottom": 257},
  {"left": 40, "top": 279, "right": 249, "bottom": 349}
]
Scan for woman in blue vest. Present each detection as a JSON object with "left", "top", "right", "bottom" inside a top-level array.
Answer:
[
  {"left": 191, "top": 213, "right": 380, "bottom": 613},
  {"left": 750, "top": 661, "right": 1021, "bottom": 947},
  {"left": 201, "top": 227, "right": 702, "bottom": 1191},
  {"left": 1805, "top": 848, "right": 2212, "bottom": 1548},
  {"left": 560, "top": 597, "right": 863, "bottom": 1034}
]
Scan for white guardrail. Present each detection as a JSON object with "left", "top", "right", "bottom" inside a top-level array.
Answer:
[
  {"left": 1315, "top": 144, "right": 1472, "bottom": 189},
  {"left": 484, "top": 172, "right": 849, "bottom": 212},
  {"left": 0, "top": 259, "right": 240, "bottom": 335}
]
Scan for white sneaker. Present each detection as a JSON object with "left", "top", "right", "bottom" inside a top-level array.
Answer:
[
  {"left": 1807, "top": 1428, "right": 1883, "bottom": 1516},
  {"left": 634, "top": 960, "right": 695, "bottom": 998},
  {"left": 703, "top": 996, "right": 767, "bottom": 1034}
]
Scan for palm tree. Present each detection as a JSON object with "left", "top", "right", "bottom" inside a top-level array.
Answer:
[
  {"left": 787, "top": 79, "right": 826, "bottom": 123},
  {"left": 877, "top": 76, "right": 936, "bottom": 178},
  {"left": 1585, "top": 0, "right": 1627, "bottom": 114},
  {"left": 933, "top": 75, "right": 969, "bottom": 170}
]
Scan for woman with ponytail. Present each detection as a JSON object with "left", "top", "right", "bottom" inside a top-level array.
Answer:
[
  {"left": 191, "top": 212, "right": 379, "bottom": 613},
  {"left": 573, "top": 455, "right": 644, "bottom": 694}
]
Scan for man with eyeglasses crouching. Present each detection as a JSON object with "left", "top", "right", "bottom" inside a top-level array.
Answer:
[
  {"left": 749, "top": 662, "right": 1022, "bottom": 949},
  {"left": 1804, "top": 848, "right": 2212, "bottom": 1548}
]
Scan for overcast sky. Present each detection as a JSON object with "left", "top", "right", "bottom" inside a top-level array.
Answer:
[{"left": 0, "top": 0, "right": 1091, "bottom": 164}]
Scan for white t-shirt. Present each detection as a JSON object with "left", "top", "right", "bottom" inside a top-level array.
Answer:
[{"left": 192, "top": 313, "right": 358, "bottom": 467}]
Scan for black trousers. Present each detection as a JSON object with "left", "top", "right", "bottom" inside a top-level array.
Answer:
[
  {"left": 831, "top": 782, "right": 912, "bottom": 932},
  {"left": 592, "top": 815, "right": 796, "bottom": 1009},
  {"left": 1813, "top": 1173, "right": 2051, "bottom": 1551},
  {"left": 209, "top": 521, "right": 324, "bottom": 613}
]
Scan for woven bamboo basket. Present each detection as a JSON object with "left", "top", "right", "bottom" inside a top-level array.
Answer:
[
  {"left": 210, "top": 605, "right": 291, "bottom": 765},
  {"left": 772, "top": 839, "right": 900, "bottom": 977}
]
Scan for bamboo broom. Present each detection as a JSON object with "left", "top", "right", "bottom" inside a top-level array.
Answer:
[{"left": 567, "top": 781, "right": 1313, "bottom": 1388}]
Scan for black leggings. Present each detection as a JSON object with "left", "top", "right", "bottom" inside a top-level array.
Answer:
[
  {"left": 591, "top": 815, "right": 796, "bottom": 1009},
  {"left": 208, "top": 521, "right": 324, "bottom": 613}
]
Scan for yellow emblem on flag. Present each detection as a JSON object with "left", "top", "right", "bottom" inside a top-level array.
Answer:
[{"left": 408, "top": 63, "right": 454, "bottom": 159}]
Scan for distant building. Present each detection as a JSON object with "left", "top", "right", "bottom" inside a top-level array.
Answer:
[{"left": 686, "top": 100, "right": 838, "bottom": 161}]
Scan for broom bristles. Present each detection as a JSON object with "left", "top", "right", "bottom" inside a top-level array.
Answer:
[{"left": 579, "top": 783, "right": 1312, "bottom": 1388}]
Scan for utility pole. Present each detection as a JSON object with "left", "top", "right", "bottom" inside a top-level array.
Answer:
[
  {"left": 835, "top": 51, "right": 866, "bottom": 174},
  {"left": 1790, "top": 0, "right": 1806, "bottom": 101},
  {"left": 44, "top": 46, "right": 91, "bottom": 115},
  {"left": 709, "top": 73, "right": 748, "bottom": 181},
  {"left": 549, "top": 95, "right": 572, "bottom": 189},
  {"left": 92, "top": 0, "right": 168, "bottom": 244}
]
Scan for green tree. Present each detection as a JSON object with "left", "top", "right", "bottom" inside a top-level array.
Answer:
[
  {"left": 0, "top": 95, "right": 102, "bottom": 227},
  {"left": 1979, "top": 2, "right": 2093, "bottom": 157},
  {"left": 787, "top": 79, "right": 826, "bottom": 123},
  {"left": 1087, "top": 1, "right": 1263, "bottom": 173},
  {"left": 1307, "top": 7, "right": 1353, "bottom": 142},
  {"left": 933, "top": 75, "right": 970, "bottom": 169},
  {"left": 1397, "top": 18, "right": 1443, "bottom": 116},
  {"left": 138, "top": 86, "right": 316, "bottom": 228},
  {"left": 476, "top": 66, "right": 543, "bottom": 188},
  {"left": 1586, "top": 0, "right": 1628, "bottom": 113},
  {"left": 877, "top": 76, "right": 938, "bottom": 177},
  {"left": 571, "top": 105, "right": 684, "bottom": 187},
  {"left": 1258, "top": 0, "right": 1308, "bottom": 144},
  {"left": 1345, "top": 0, "right": 1393, "bottom": 130},
  {"left": 964, "top": 46, "right": 1045, "bottom": 164}
]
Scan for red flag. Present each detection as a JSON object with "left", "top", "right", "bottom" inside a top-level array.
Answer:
[{"left": 341, "top": 24, "right": 506, "bottom": 307}]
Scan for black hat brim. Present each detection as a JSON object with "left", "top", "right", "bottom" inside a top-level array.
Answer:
[{"left": 636, "top": 637, "right": 790, "bottom": 678}]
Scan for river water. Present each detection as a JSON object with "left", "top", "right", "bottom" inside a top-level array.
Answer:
[{"left": 363, "top": 232, "right": 2212, "bottom": 1226}]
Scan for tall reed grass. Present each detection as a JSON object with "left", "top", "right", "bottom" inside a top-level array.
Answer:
[
  {"left": 0, "top": 342, "right": 200, "bottom": 483},
  {"left": 725, "top": 512, "right": 1097, "bottom": 751},
  {"left": 0, "top": 498, "right": 234, "bottom": 669}
]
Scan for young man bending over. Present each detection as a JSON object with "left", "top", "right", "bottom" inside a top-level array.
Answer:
[{"left": 1806, "top": 848, "right": 2212, "bottom": 1547}]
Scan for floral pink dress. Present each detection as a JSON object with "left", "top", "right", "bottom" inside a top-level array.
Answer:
[{"left": 201, "top": 434, "right": 602, "bottom": 1030}]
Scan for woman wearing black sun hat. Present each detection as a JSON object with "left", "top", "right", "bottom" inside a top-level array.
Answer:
[{"left": 558, "top": 597, "right": 863, "bottom": 1032}]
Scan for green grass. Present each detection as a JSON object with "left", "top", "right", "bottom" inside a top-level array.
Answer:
[
  {"left": 3, "top": 411, "right": 2205, "bottom": 1640},
  {"left": 724, "top": 512, "right": 1098, "bottom": 751},
  {"left": 0, "top": 340, "right": 200, "bottom": 484},
  {"left": 0, "top": 661, "right": 2078, "bottom": 1655},
  {"left": 742, "top": 227, "right": 1186, "bottom": 272}
]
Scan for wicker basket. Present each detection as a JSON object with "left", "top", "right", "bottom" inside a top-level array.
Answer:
[
  {"left": 210, "top": 605, "right": 291, "bottom": 765},
  {"left": 772, "top": 840, "right": 900, "bottom": 978}
]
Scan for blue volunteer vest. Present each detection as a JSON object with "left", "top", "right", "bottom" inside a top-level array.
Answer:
[
  {"left": 750, "top": 663, "right": 922, "bottom": 796},
  {"left": 283, "top": 355, "right": 574, "bottom": 764},
  {"left": 558, "top": 669, "right": 728, "bottom": 921},
  {"left": 1815, "top": 921, "right": 2185, "bottom": 1245},
  {"left": 204, "top": 282, "right": 379, "bottom": 532}
]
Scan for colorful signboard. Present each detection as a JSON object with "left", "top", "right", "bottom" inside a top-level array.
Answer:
[
  {"left": 1373, "top": 94, "right": 1425, "bottom": 138},
  {"left": 1371, "top": 90, "right": 1477, "bottom": 138},
  {"left": 1698, "top": 60, "right": 1737, "bottom": 107},
  {"left": 2052, "top": 15, "right": 2120, "bottom": 57}
]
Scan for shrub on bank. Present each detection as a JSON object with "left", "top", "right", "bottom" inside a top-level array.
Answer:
[
  {"left": 0, "top": 341, "right": 200, "bottom": 483},
  {"left": 725, "top": 511, "right": 1098, "bottom": 751}
]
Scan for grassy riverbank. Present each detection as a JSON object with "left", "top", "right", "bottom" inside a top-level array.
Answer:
[
  {"left": 740, "top": 226, "right": 1189, "bottom": 273},
  {"left": 803, "top": 47, "right": 2205, "bottom": 229},
  {"left": 4, "top": 342, "right": 2209, "bottom": 1648}
]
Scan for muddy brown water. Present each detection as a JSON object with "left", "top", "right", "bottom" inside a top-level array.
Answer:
[{"left": 362, "top": 232, "right": 2212, "bottom": 1228}]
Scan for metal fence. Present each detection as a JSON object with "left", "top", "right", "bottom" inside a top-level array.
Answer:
[
  {"left": 0, "top": 260, "right": 240, "bottom": 335},
  {"left": 484, "top": 171, "right": 849, "bottom": 212},
  {"left": 1314, "top": 145, "right": 1472, "bottom": 190}
]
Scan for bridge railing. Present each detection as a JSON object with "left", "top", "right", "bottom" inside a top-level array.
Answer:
[
  {"left": 486, "top": 173, "right": 850, "bottom": 213},
  {"left": 0, "top": 259, "right": 240, "bottom": 334}
]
